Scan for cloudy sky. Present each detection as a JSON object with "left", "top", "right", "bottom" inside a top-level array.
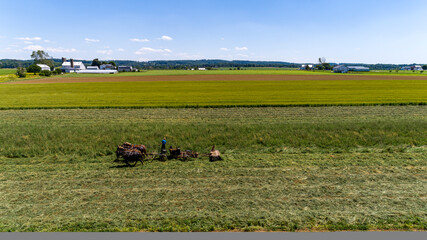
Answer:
[{"left": 0, "top": 0, "right": 426, "bottom": 63}]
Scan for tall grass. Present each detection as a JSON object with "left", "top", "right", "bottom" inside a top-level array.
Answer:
[
  {"left": 0, "top": 106, "right": 426, "bottom": 231},
  {"left": 0, "top": 106, "right": 426, "bottom": 158}
]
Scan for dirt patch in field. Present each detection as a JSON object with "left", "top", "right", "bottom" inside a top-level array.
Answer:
[{"left": 4, "top": 74, "right": 427, "bottom": 84}]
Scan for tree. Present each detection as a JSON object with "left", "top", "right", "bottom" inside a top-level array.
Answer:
[
  {"left": 31, "top": 50, "right": 53, "bottom": 68},
  {"left": 27, "top": 64, "right": 42, "bottom": 73},
  {"left": 39, "top": 70, "right": 52, "bottom": 77},
  {"left": 108, "top": 61, "right": 116, "bottom": 67},
  {"left": 91, "top": 58, "right": 101, "bottom": 67},
  {"left": 422, "top": 65, "right": 427, "bottom": 70},
  {"left": 53, "top": 68, "right": 62, "bottom": 75},
  {"left": 322, "top": 63, "right": 332, "bottom": 70},
  {"left": 16, "top": 67, "right": 26, "bottom": 78}
]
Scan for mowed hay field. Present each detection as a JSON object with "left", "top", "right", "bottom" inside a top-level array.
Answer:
[
  {"left": 0, "top": 106, "right": 426, "bottom": 231},
  {"left": 1, "top": 75, "right": 427, "bottom": 108}
]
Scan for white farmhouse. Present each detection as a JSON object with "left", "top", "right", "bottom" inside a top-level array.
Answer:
[
  {"left": 100, "top": 64, "right": 115, "bottom": 70},
  {"left": 414, "top": 65, "right": 423, "bottom": 71},
  {"left": 36, "top": 64, "right": 50, "bottom": 71},
  {"left": 61, "top": 59, "right": 86, "bottom": 73}
]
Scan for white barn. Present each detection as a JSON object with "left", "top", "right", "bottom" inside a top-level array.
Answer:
[
  {"left": 333, "top": 65, "right": 369, "bottom": 73},
  {"left": 333, "top": 65, "right": 349, "bottom": 73},
  {"left": 62, "top": 59, "right": 86, "bottom": 73},
  {"left": 36, "top": 64, "right": 50, "bottom": 71}
]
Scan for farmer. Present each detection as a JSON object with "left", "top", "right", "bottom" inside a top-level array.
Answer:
[{"left": 161, "top": 137, "right": 167, "bottom": 154}]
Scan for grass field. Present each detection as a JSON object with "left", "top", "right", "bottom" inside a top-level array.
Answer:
[
  {"left": 1, "top": 79, "right": 426, "bottom": 109},
  {"left": 0, "top": 106, "right": 426, "bottom": 231},
  {"left": 0, "top": 69, "right": 16, "bottom": 75},
  {"left": 49, "top": 69, "right": 427, "bottom": 78},
  {"left": 0, "top": 70, "right": 426, "bottom": 232}
]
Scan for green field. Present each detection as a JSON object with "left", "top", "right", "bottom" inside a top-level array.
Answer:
[
  {"left": 0, "top": 106, "right": 426, "bottom": 231},
  {"left": 52, "top": 69, "right": 427, "bottom": 78},
  {"left": 0, "top": 71, "right": 426, "bottom": 232},
  {"left": 0, "top": 69, "right": 16, "bottom": 75},
  {"left": 1, "top": 79, "right": 426, "bottom": 109}
]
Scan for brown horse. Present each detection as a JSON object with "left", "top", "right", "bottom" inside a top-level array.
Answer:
[
  {"left": 121, "top": 142, "right": 147, "bottom": 155},
  {"left": 115, "top": 146, "right": 144, "bottom": 167}
]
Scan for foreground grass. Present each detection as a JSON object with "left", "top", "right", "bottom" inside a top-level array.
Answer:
[
  {"left": 1, "top": 79, "right": 426, "bottom": 108},
  {"left": 0, "top": 106, "right": 426, "bottom": 231}
]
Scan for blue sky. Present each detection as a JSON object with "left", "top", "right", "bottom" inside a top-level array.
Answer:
[{"left": 0, "top": 0, "right": 426, "bottom": 64}]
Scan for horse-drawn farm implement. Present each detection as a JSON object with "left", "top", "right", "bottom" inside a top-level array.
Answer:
[{"left": 114, "top": 142, "right": 222, "bottom": 167}]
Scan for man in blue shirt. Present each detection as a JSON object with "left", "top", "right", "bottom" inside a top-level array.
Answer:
[{"left": 161, "top": 137, "right": 167, "bottom": 154}]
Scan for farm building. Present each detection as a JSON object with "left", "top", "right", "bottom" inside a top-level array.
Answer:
[
  {"left": 61, "top": 59, "right": 86, "bottom": 73},
  {"left": 333, "top": 65, "right": 349, "bottom": 73},
  {"left": 87, "top": 66, "right": 99, "bottom": 70},
  {"left": 118, "top": 66, "right": 133, "bottom": 72},
  {"left": 414, "top": 65, "right": 423, "bottom": 70},
  {"left": 36, "top": 64, "right": 50, "bottom": 71},
  {"left": 347, "top": 66, "right": 370, "bottom": 72},
  {"left": 401, "top": 65, "right": 423, "bottom": 71},
  {"left": 300, "top": 64, "right": 314, "bottom": 70},
  {"left": 333, "top": 65, "right": 369, "bottom": 73},
  {"left": 198, "top": 68, "right": 206, "bottom": 70},
  {"left": 79, "top": 65, "right": 118, "bottom": 74},
  {"left": 100, "top": 64, "right": 115, "bottom": 70},
  {"left": 77, "top": 69, "right": 118, "bottom": 74}
]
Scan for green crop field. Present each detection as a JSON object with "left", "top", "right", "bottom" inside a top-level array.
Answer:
[
  {"left": 0, "top": 106, "right": 426, "bottom": 231},
  {"left": 1, "top": 79, "right": 426, "bottom": 109},
  {"left": 0, "top": 69, "right": 16, "bottom": 75},
  {"left": 52, "top": 69, "right": 427, "bottom": 78}
]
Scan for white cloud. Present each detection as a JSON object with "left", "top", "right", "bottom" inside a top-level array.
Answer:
[
  {"left": 135, "top": 47, "right": 172, "bottom": 55},
  {"left": 235, "top": 46, "right": 248, "bottom": 51},
  {"left": 97, "top": 50, "right": 113, "bottom": 55},
  {"left": 46, "top": 47, "right": 77, "bottom": 53},
  {"left": 24, "top": 45, "right": 44, "bottom": 51},
  {"left": 117, "top": 48, "right": 125, "bottom": 52},
  {"left": 24, "top": 41, "right": 33, "bottom": 44},
  {"left": 160, "top": 35, "right": 173, "bottom": 41},
  {"left": 236, "top": 53, "right": 249, "bottom": 58},
  {"left": 220, "top": 48, "right": 229, "bottom": 51},
  {"left": 43, "top": 40, "right": 51, "bottom": 43},
  {"left": 85, "top": 38, "right": 100, "bottom": 43},
  {"left": 130, "top": 38, "right": 149, "bottom": 42},
  {"left": 16, "top": 37, "right": 42, "bottom": 41}
]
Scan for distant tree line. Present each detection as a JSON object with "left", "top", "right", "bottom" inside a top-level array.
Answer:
[{"left": 1, "top": 58, "right": 426, "bottom": 70}]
